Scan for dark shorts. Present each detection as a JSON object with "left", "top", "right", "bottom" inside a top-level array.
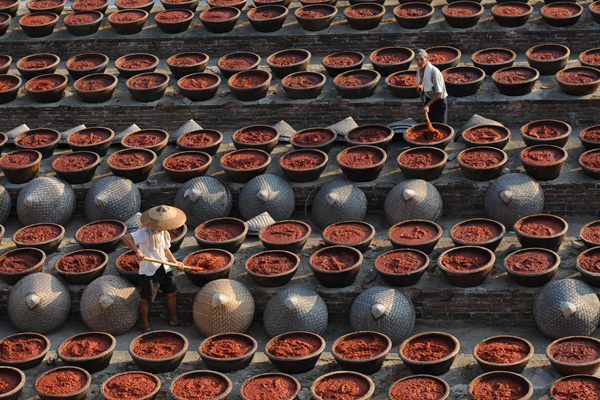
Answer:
[
  {"left": 140, "top": 265, "right": 177, "bottom": 303},
  {"left": 426, "top": 97, "right": 448, "bottom": 124}
]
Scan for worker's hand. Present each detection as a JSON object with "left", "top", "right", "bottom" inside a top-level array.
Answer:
[
  {"left": 175, "top": 261, "right": 184, "bottom": 270},
  {"left": 423, "top": 105, "right": 429, "bottom": 115},
  {"left": 135, "top": 250, "right": 146, "bottom": 262},
  {"left": 416, "top": 84, "right": 423, "bottom": 92}
]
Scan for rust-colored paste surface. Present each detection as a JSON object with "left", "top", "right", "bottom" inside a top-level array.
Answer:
[
  {"left": 314, "top": 374, "right": 370, "bottom": 400},
  {"left": 201, "top": 334, "right": 254, "bottom": 358},
  {"left": 15, "top": 224, "right": 61, "bottom": 243},
  {"left": 476, "top": 338, "right": 530, "bottom": 364},
  {"left": 323, "top": 222, "right": 372, "bottom": 244},
  {"left": 128, "top": 74, "right": 167, "bottom": 89},
  {"left": 312, "top": 248, "right": 359, "bottom": 271},
  {"left": 118, "top": 55, "right": 155, "bottom": 70},
  {"left": 345, "top": 4, "right": 381, "bottom": 17},
  {"left": 65, "top": 12, "right": 99, "bottom": 24},
  {"left": 493, "top": 3, "right": 529, "bottom": 15},
  {"left": 550, "top": 338, "right": 600, "bottom": 363},
  {"left": 155, "top": 10, "right": 190, "bottom": 22},
  {"left": 0, "top": 250, "right": 42, "bottom": 273},
  {"left": 444, "top": 3, "right": 480, "bottom": 16},
  {"left": 473, "top": 50, "right": 513, "bottom": 64},
  {"left": 73, "top": 0, "right": 106, "bottom": 10},
  {"left": 494, "top": 68, "right": 536, "bottom": 83},
  {"left": 297, "top": 6, "right": 332, "bottom": 18},
  {"left": 28, "top": 0, "right": 62, "bottom": 8},
  {"left": 27, "top": 76, "right": 63, "bottom": 92},
  {"left": 77, "top": 221, "right": 124, "bottom": 243},
  {"left": 582, "top": 127, "right": 600, "bottom": 143},
  {"left": 580, "top": 249, "right": 600, "bottom": 273},
  {"left": 179, "top": 74, "right": 219, "bottom": 89},
  {"left": 109, "top": 150, "right": 154, "bottom": 168},
  {"left": 559, "top": 69, "right": 600, "bottom": 84},
  {"left": 338, "top": 147, "right": 383, "bottom": 167},
  {"left": 506, "top": 250, "right": 556, "bottom": 273},
  {"left": 292, "top": 129, "right": 334, "bottom": 146},
  {"left": 196, "top": 222, "right": 244, "bottom": 241},
  {"left": 76, "top": 76, "right": 114, "bottom": 91},
  {"left": 441, "top": 248, "right": 490, "bottom": 271},
  {"left": 524, "top": 121, "right": 568, "bottom": 138},
  {"left": 452, "top": 221, "right": 502, "bottom": 243},
  {"left": 464, "top": 126, "right": 507, "bottom": 142},
  {"left": 267, "top": 333, "right": 321, "bottom": 358},
  {"left": 284, "top": 73, "right": 321, "bottom": 88},
  {"left": 336, "top": 71, "right": 375, "bottom": 87},
  {"left": 0, "top": 334, "right": 46, "bottom": 361},
  {"left": 334, "top": 333, "right": 387, "bottom": 360},
  {"left": 168, "top": 53, "right": 206, "bottom": 66},
  {"left": 61, "top": 334, "right": 112, "bottom": 358},
  {"left": 179, "top": 131, "right": 220, "bottom": 147},
  {"left": 323, "top": 52, "right": 362, "bottom": 67},
  {"left": 164, "top": 153, "right": 208, "bottom": 170},
  {"left": 348, "top": 126, "right": 389, "bottom": 142},
  {"left": 427, "top": 49, "right": 457, "bottom": 64},
  {"left": 529, "top": 47, "right": 566, "bottom": 61},
  {"left": 402, "top": 334, "right": 454, "bottom": 361},
  {"left": 242, "top": 375, "right": 297, "bottom": 400},
  {"left": 521, "top": 146, "right": 564, "bottom": 164},
  {"left": 389, "top": 72, "right": 417, "bottom": 87},
  {"left": 171, "top": 373, "right": 228, "bottom": 400},
  {"left": 219, "top": 55, "right": 257, "bottom": 70},
  {"left": 0, "top": 369, "right": 21, "bottom": 394},
  {"left": 552, "top": 376, "right": 600, "bottom": 400},
  {"left": 132, "top": 334, "right": 184, "bottom": 359},
  {"left": 471, "top": 375, "right": 528, "bottom": 400},
  {"left": 396, "top": 4, "right": 430, "bottom": 17},
  {"left": 582, "top": 49, "right": 600, "bottom": 66},
  {"left": 104, "top": 373, "right": 157, "bottom": 400},
  {"left": 582, "top": 150, "right": 600, "bottom": 170},
  {"left": 444, "top": 69, "right": 481, "bottom": 84},
  {"left": 17, "top": 131, "right": 57, "bottom": 147},
  {"left": 250, "top": 7, "right": 284, "bottom": 19},
  {"left": 115, "top": 0, "right": 149, "bottom": 6},
  {"left": 406, "top": 124, "right": 450, "bottom": 143},
  {"left": 222, "top": 150, "right": 268, "bottom": 169},
  {"left": 36, "top": 369, "right": 87, "bottom": 395},
  {"left": 582, "top": 222, "right": 600, "bottom": 245},
  {"left": 110, "top": 10, "right": 146, "bottom": 22},
  {"left": 235, "top": 128, "right": 277, "bottom": 143},
  {"left": 390, "top": 376, "right": 446, "bottom": 400},
  {"left": 247, "top": 252, "right": 296, "bottom": 275},
  {"left": 459, "top": 149, "right": 504, "bottom": 167},
  {"left": 53, "top": 153, "right": 97, "bottom": 171},
  {"left": 516, "top": 216, "right": 564, "bottom": 236},
  {"left": 0, "top": 151, "right": 38, "bottom": 167},
  {"left": 69, "top": 129, "right": 111, "bottom": 144},
  {"left": 281, "top": 150, "right": 325, "bottom": 169},
  {"left": 117, "top": 251, "right": 139, "bottom": 272},
  {"left": 184, "top": 250, "right": 231, "bottom": 272},
  {"left": 390, "top": 221, "right": 439, "bottom": 244},
  {"left": 542, "top": 3, "right": 580, "bottom": 17},
  {"left": 21, "top": 13, "right": 56, "bottom": 24},
  {"left": 57, "top": 251, "right": 105, "bottom": 273},
  {"left": 230, "top": 72, "right": 268, "bottom": 88},
  {"left": 376, "top": 250, "right": 426, "bottom": 274},
  {"left": 211, "top": 0, "right": 243, "bottom": 5},
  {"left": 261, "top": 221, "right": 308, "bottom": 243},
  {"left": 0, "top": 76, "right": 18, "bottom": 92},
  {"left": 372, "top": 49, "right": 410, "bottom": 64}
]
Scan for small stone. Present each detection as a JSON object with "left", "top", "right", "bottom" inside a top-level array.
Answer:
[
  {"left": 297, "top": 388, "right": 311, "bottom": 400},
  {"left": 571, "top": 240, "right": 586, "bottom": 250},
  {"left": 447, "top": 152, "right": 459, "bottom": 161},
  {"left": 47, "top": 356, "right": 58, "bottom": 365},
  {"left": 363, "top": 269, "right": 377, "bottom": 284},
  {"left": 182, "top": 97, "right": 192, "bottom": 105},
  {"left": 147, "top": 179, "right": 158, "bottom": 186}
]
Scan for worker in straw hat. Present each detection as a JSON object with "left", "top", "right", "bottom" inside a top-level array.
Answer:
[{"left": 122, "top": 205, "right": 190, "bottom": 332}]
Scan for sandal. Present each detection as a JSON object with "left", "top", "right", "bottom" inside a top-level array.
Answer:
[
  {"left": 169, "top": 319, "right": 191, "bottom": 327},
  {"left": 142, "top": 327, "right": 152, "bottom": 333}
]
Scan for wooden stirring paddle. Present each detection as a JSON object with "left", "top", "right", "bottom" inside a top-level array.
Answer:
[{"left": 143, "top": 257, "right": 194, "bottom": 270}]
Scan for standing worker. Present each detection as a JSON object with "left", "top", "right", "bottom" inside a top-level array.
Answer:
[
  {"left": 122, "top": 205, "right": 190, "bottom": 332},
  {"left": 415, "top": 49, "right": 448, "bottom": 124}
]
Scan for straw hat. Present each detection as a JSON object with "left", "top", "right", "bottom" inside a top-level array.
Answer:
[{"left": 140, "top": 205, "right": 186, "bottom": 231}]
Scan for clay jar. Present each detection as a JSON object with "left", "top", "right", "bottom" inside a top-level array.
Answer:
[
  {"left": 170, "top": 371, "right": 232, "bottom": 400},
  {"left": 389, "top": 375, "right": 449, "bottom": 400},
  {"left": 198, "top": 333, "right": 257, "bottom": 372},
  {"left": 25, "top": 74, "right": 68, "bottom": 103},
  {"left": 247, "top": 5, "right": 288, "bottom": 32},
  {"left": 520, "top": 119, "right": 571, "bottom": 147},
  {"left": 57, "top": 332, "right": 115, "bottom": 373},
  {"left": 130, "top": 331, "right": 188, "bottom": 373},
  {"left": 0, "top": 333, "right": 50, "bottom": 368},
  {"left": 267, "top": 49, "right": 311, "bottom": 79},
  {"left": 102, "top": 371, "right": 160, "bottom": 400},
  {"left": 580, "top": 220, "right": 600, "bottom": 248},
  {"left": 13, "top": 223, "right": 64, "bottom": 253},
  {"left": 181, "top": 249, "right": 234, "bottom": 286},
  {"left": 121, "top": 129, "right": 168, "bottom": 153},
  {"left": 17, "top": 53, "right": 59, "bottom": 80},
  {"left": 162, "top": 151, "right": 211, "bottom": 182},
  {"left": 281, "top": 71, "right": 326, "bottom": 99},
  {"left": 73, "top": 74, "right": 117, "bottom": 105},
  {"left": 520, "top": 144, "right": 567, "bottom": 181},
  {"left": 241, "top": 373, "right": 300, "bottom": 400},
  {"left": 177, "top": 72, "right": 221, "bottom": 102},
  {"left": 388, "top": 219, "right": 442, "bottom": 254},
  {"left": 580, "top": 149, "right": 600, "bottom": 180},
  {"left": 228, "top": 69, "right": 271, "bottom": 101},
  {"left": 337, "top": 145, "right": 387, "bottom": 182},
  {"left": 471, "top": 48, "right": 516, "bottom": 75},
  {"left": 492, "top": 66, "right": 539, "bottom": 96},
  {"left": 333, "top": 69, "right": 380, "bottom": 99},
  {"left": 154, "top": 9, "right": 194, "bottom": 34},
  {"left": 392, "top": 3, "right": 434, "bottom": 30},
  {"left": 52, "top": 151, "right": 99, "bottom": 174},
  {"left": 346, "top": 124, "right": 393, "bottom": 148},
  {"left": 375, "top": 248, "right": 429, "bottom": 286},
  {"left": 551, "top": 376, "right": 600, "bottom": 400},
  {"left": 167, "top": 52, "right": 209, "bottom": 79},
  {"left": 309, "top": 245, "right": 363, "bottom": 287},
  {"left": 462, "top": 124, "right": 511, "bottom": 149},
  {"left": 580, "top": 48, "right": 600, "bottom": 70},
  {"left": 232, "top": 125, "right": 279, "bottom": 153},
  {"left": 279, "top": 149, "right": 328, "bottom": 183},
  {"left": 0, "top": 366, "right": 25, "bottom": 398},
  {"left": 194, "top": 217, "right": 248, "bottom": 253},
  {"left": 63, "top": 11, "right": 103, "bottom": 36},
  {"left": 199, "top": 7, "right": 241, "bottom": 33},
  {"left": 0, "top": 75, "right": 20, "bottom": 103},
  {"left": 437, "top": 246, "right": 495, "bottom": 287},
  {"left": 576, "top": 247, "right": 600, "bottom": 287},
  {"left": 547, "top": 336, "right": 600, "bottom": 376},
  {"left": 294, "top": 5, "right": 337, "bottom": 32},
  {"left": 491, "top": 2, "right": 532, "bottom": 27},
  {"left": 72, "top": 0, "right": 110, "bottom": 13},
  {"left": 450, "top": 218, "right": 505, "bottom": 250},
  {"left": 469, "top": 372, "right": 532, "bottom": 400},
  {"left": 245, "top": 250, "right": 299, "bottom": 281},
  {"left": 207, "top": 0, "right": 246, "bottom": 8},
  {"left": 19, "top": 12, "right": 59, "bottom": 37},
  {"left": 108, "top": 9, "right": 149, "bottom": 35},
  {"left": 290, "top": 128, "right": 336, "bottom": 153},
  {"left": 177, "top": 129, "right": 223, "bottom": 155},
  {"left": 27, "top": 0, "right": 65, "bottom": 14},
  {"left": 404, "top": 123, "right": 454, "bottom": 149},
  {"left": 442, "top": 1, "right": 483, "bottom": 28},
  {"left": 67, "top": 127, "right": 114, "bottom": 155},
  {"left": 220, "top": 149, "right": 271, "bottom": 183},
  {"left": 322, "top": 51, "right": 364, "bottom": 77},
  {"left": 115, "top": 53, "right": 158, "bottom": 79},
  {"left": 76, "top": 220, "right": 127, "bottom": 246},
  {"left": 473, "top": 336, "right": 534, "bottom": 373},
  {"left": 425, "top": 46, "right": 460, "bottom": 71},
  {"left": 332, "top": 331, "right": 391, "bottom": 374},
  {"left": 55, "top": 249, "right": 107, "bottom": 284},
  {"left": 386, "top": 71, "right": 417, "bottom": 88},
  {"left": 540, "top": 2, "right": 582, "bottom": 27},
  {"left": 343, "top": 3, "right": 385, "bottom": 30},
  {"left": 114, "top": 0, "right": 153, "bottom": 10},
  {"left": 399, "top": 332, "right": 460, "bottom": 375},
  {"left": 442, "top": 66, "right": 485, "bottom": 97},
  {"left": 15, "top": 129, "right": 60, "bottom": 158},
  {"left": 369, "top": 47, "right": 414, "bottom": 77},
  {"left": 35, "top": 367, "right": 91, "bottom": 400},
  {"left": 311, "top": 372, "right": 374, "bottom": 400},
  {"left": 126, "top": 72, "right": 169, "bottom": 102},
  {"left": 514, "top": 214, "right": 567, "bottom": 251},
  {"left": 556, "top": 67, "right": 600, "bottom": 96},
  {"left": 116, "top": 250, "right": 139, "bottom": 273},
  {"left": 258, "top": 220, "right": 311, "bottom": 252},
  {"left": 322, "top": 221, "right": 375, "bottom": 252},
  {"left": 457, "top": 147, "right": 507, "bottom": 181},
  {"left": 0, "top": 150, "right": 42, "bottom": 184},
  {"left": 526, "top": 44, "right": 570, "bottom": 75},
  {"left": 217, "top": 52, "right": 260, "bottom": 78},
  {"left": 265, "top": 332, "right": 325, "bottom": 374},
  {"left": 108, "top": 149, "right": 157, "bottom": 183}
]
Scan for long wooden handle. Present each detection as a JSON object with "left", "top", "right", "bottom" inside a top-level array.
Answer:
[{"left": 143, "top": 257, "right": 192, "bottom": 270}]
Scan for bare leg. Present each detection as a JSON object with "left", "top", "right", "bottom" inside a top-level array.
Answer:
[
  {"left": 140, "top": 299, "right": 150, "bottom": 330},
  {"left": 166, "top": 292, "right": 179, "bottom": 325}
]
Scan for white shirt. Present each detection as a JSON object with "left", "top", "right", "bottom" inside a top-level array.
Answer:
[
  {"left": 130, "top": 228, "right": 171, "bottom": 276},
  {"left": 416, "top": 61, "right": 448, "bottom": 100}
]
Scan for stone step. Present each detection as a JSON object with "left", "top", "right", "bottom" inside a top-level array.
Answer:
[
  {"left": 0, "top": 213, "right": 594, "bottom": 325},
  {"left": 2, "top": 0, "right": 598, "bottom": 59},
  {"left": 0, "top": 319, "right": 573, "bottom": 400},
  {"left": 1, "top": 57, "right": 598, "bottom": 133}
]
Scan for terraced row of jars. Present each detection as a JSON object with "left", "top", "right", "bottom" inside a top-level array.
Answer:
[
  {"left": 1, "top": 43, "right": 599, "bottom": 105},
  {"left": 1, "top": 327, "right": 599, "bottom": 400},
  {"left": 2, "top": 0, "right": 600, "bottom": 38}
]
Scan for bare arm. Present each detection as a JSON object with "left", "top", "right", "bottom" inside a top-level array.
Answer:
[
  {"left": 122, "top": 233, "right": 145, "bottom": 261},
  {"left": 423, "top": 92, "right": 443, "bottom": 114},
  {"left": 164, "top": 248, "right": 183, "bottom": 269}
]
